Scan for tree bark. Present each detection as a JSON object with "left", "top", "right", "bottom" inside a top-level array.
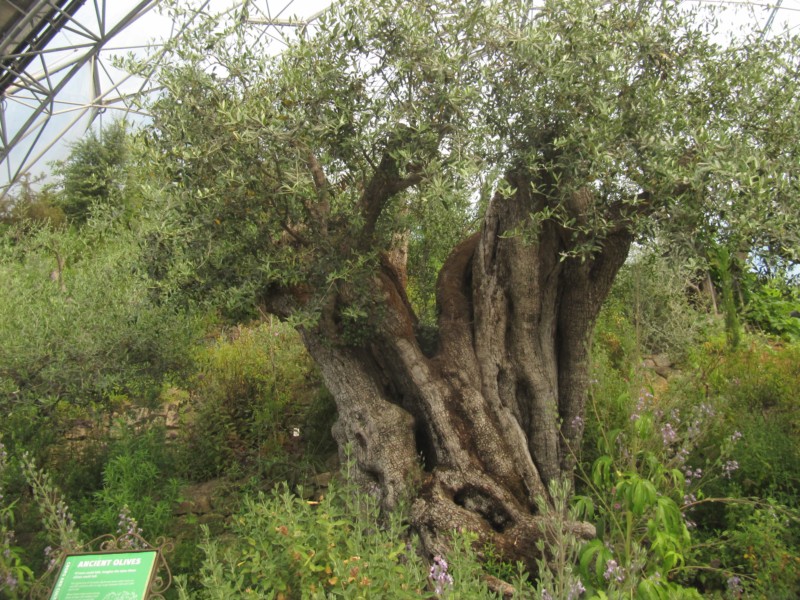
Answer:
[{"left": 292, "top": 172, "right": 632, "bottom": 570}]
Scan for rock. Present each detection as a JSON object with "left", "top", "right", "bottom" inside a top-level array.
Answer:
[
  {"left": 311, "top": 472, "right": 332, "bottom": 488},
  {"left": 643, "top": 354, "right": 673, "bottom": 378},
  {"left": 176, "top": 479, "right": 224, "bottom": 515}
]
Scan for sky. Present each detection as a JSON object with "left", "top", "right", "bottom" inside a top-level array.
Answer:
[{"left": 2, "top": 0, "right": 800, "bottom": 193}]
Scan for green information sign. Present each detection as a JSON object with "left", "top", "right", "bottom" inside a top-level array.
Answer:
[{"left": 49, "top": 550, "right": 159, "bottom": 600}]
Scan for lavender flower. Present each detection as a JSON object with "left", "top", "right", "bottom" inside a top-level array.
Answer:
[
  {"left": 116, "top": 505, "right": 144, "bottom": 549},
  {"left": 730, "top": 431, "right": 743, "bottom": 443},
  {"left": 683, "top": 466, "right": 702, "bottom": 486},
  {"left": 661, "top": 423, "right": 678, "bottom": 445},
  {"left": 567, "top": 580, "right": 586, "bottom": 599},
  {"left": 722, "top": 460, "right": 739, "bottom": 479},
  {"left": 699, "top": 403, "right": 715, "bottom": 418},
  {"left": 603, "top": 559, "right": 625, "bottom": 583},
  {"left": 727, "top": 575, "right": 743, "bottom": 595},
  {"left": 429, "top": 555, "right": 453, "bottom": 596}
]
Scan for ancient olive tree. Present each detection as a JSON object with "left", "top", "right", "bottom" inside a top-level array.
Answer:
[{"left": 144, "top": 0, "right": 800, "bottom": 566}]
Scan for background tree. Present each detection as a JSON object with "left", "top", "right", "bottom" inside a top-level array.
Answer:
[
  {"left": 141, "top": 0, "right": 800, "bottom": 568},
  {"left": 0, "top": 174, "right": 65, "bottom": 230},
  {"left": 54, "top": 120, "right": 130, "bottom": 224}
]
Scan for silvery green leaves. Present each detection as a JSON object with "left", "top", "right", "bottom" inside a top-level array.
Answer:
[{"left": 143, "top": 0, "right": 799, "bottom": 315}]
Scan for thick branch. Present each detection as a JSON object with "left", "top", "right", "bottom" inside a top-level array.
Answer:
[
  {"left": 305, "top": 151, "right": 331, "bottom": 234},
  {"left": 359, "top": 150, "right": 423, "bottom": 246}
]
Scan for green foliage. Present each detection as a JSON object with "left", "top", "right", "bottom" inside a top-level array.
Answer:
[
  {"left": 528, "top": 478, "right": 588, "bottom": 600},
  {"left": 605, "top": 248, "right": 712, "bottom": 361},
  {"left": 175, "top": 463, "right": 502, "bottom": 599},
  {"left": 0, "top": 175, "right": 65, "bottom": 230},
  {"left": 135, "top": 0, "right": 800, "bottom": 337},
  {"left": 53, "top": 120, "right": 130, "bottom": 224},
  {"left": 710, "top": 245, "right": 742, "bottom": 349},
  {"left": 0, "top": 221, "right": 201, "bottom": 451},
  {"left": 743, "top": 277, "right": 800, "bottom": 341},
  {"left": 18, "top": 451, "right": 83, "bottom": 555},
  {"left": 0, "top": 443, "right": 35, "bottom": 597},
  {"left": 703, "top": 501, "right": 800, "bottom": 599},
  {"left": 178, "top": 320, "right": 333, "bottom": 483},
  {"left": 691, "top": 339, "right": 800, "bottom": 502},
  {"left": 81, "top": 427, "right": 180, "bottom": 541},
  {"left": 578, "top": 376, "right": 737, "bottom": 595},
  {"left": 583, "top": 320, "right": 800, "bottom": 598},
  {"left": 176, "top": 470, "right": 431, "bottom": 598}
]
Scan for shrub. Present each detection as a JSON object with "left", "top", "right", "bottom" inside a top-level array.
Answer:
[
  {"left": 176, "top": 461, "right": 496, "bottom": 599},
  {"left": 694, "top": 339, "right": 800, "bottom": 501},
  {"left": 80, "top": 426, "right": 181, "bottom": 541},
  {"left": 178, "top": 320, "right": 333, "bottom": 484},
  {"left": 0, "top": 223, "right": 200, "bottom": 422},
  {"left": 602, "top": 247, "right": 711, "bottom": 362}
]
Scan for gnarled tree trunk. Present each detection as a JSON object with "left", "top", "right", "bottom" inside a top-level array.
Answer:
[{"left": 294, "top": 171, "right": 632, "bottom": 570}]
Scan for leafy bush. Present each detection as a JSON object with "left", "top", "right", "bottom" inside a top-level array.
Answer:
[
  {"left": 80, "top": 426, "right": 181, "bottom": 541},
  {"left": 690, "top": 500, "right": 800, "bottom": 599},
  {"left": 176, "top": 462, "right": 495, "bottom": 599},
  {"left": 0, "top": 222, "right": 201, "bottom": 452},
  {"left": 743, "top": 278, "right": 800, "bottom": 341},
  {"left": 53, "top": 120, "right": 130, "bottom": 224},
  {"left": 581, "top": 327, "right": 800, "bottom": 598},
  {"left": 576, "top": 389, "right": 711, "bottom": 598},
  {"left": 602, "top": 247, "right": 711, "bottom": 362},
  {"left": 0, "top": 443, "right": 34, "bottom": 597},
  {"left": 695, "top": 339, "right": 800, "bottom": 501},
  {"left": 0, "top": 224, "right": 197, "bottom": 398},
  {"left": 178, "top": 320, "right": 333, "bottom": 483}
]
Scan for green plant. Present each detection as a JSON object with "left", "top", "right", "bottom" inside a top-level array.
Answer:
[
  {"left": 694, "top": 339, "right": 800, "bottom": 502},
  {"left": 180, "top": 480, "right": 431, "bottom": 598},
  {"left": 19, "top": 451, "right": 83, "bottom": 555},
  {"left": 175, "top": 455, "right": 504, "bottom": 599},
  {"left": 606, "top": 247, "right": 711, "bottom": 362},
  {"left": 530, "top": 478, "right": 587, "bottom": 600},
  {"left": 83, "top": 439, "right": 180, "bottom": 541},
  {"left": 0, "top": 222, "right": 201, "bottom": 440},
  {"left": 743, "top": 278, "right": 800, "bottom": 341},
  {"left": 53, "top": 119, "right": 130, "bottom": 224},
  {"left": 576, "top": 384, "right": 742, "bottom": 597},
  {"left": 713, "top": 501, "right": 800, "bottom": 599},
  {"left": 179, "top": 320, "right": 331, "bottom": 483},
  {"left": 0, "top": 442, "right": 34, "bottom": 597}
]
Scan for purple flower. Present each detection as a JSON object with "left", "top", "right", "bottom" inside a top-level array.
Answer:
[
  {"left": 683, "top": 466, "right": 702, "bottom": 483},
  {"left": 4, "top": 573, "right": 18, "bottom": 589},
  {"left": 429, "top": 555, "right": 453, "bottom": 596},
  {"left": 116, "top": 505, "right": 144, "bottom": 549},
  {"left": 727, "top": 575, "right": 743, "bottom": 595},
  {"left": 730, "top": 431, "right": 743, "bottom": 443},
  {"left": 699, "top": 403, "right": 715, "bottom": 417},
  {"left": 661, "top": 423, "right": 678, "bottom": 445},
  {"left": 603, "top": 559, "right": 625, "bottom": 582},
  {"left": 567, "top": 580, "right": 586, "bottom": 599},
  {"left": 723, "top": 460, "right": 739, "bottom": 478}
]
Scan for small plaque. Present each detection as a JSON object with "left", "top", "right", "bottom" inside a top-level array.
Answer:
[{"left": 49, "top": 550, "right": 159, "bottom": 600}]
